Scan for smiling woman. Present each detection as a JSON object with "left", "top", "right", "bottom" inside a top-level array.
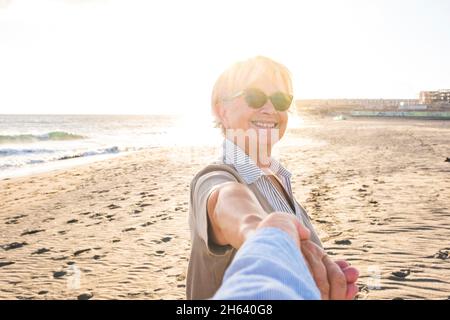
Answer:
[
  {"left": 211, "top": 56, "right": 293, "bottom": 130},
  {"left": 186, "top": 56, "right": 338, "bottom": 300}
]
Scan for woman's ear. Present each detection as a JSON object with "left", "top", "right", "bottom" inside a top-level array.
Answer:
[{"left": 214, "top": 101, "right": 228, "bottom": 128}]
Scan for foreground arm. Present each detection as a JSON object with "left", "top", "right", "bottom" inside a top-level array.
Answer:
[
  {"left": 213, "top": 226, "right": 321, "bottom": 300},
  {"left": 208, "top": 183, "right": 359, "bottom": 300}
]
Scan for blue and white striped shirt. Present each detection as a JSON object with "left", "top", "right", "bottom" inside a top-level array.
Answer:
[{"left": 220, "top": 138, "right": 303, "bottom": 220}]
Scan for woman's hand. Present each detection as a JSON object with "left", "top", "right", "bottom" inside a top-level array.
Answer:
[
  {"left": 301, "top": 240, "right": 359, "bottom": 300},
  {"left": 255, "top": 212, "right": 360, "bottom": 300}
]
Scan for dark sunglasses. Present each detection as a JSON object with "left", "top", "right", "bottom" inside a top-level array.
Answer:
[{"left": 224, "top": 88, "right": 293, "bottom": 111}]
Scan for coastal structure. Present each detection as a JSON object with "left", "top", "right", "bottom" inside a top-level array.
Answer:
[
  {"left": 420, "top": 89, "right": 450, "bottom": 104},
  {"left": 296, "top": 90, "right": 450, "bottom": 119}
]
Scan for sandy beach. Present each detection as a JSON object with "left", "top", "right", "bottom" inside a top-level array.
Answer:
[{"left": 1, "top": 117, "right": 449, "bottom": 300}]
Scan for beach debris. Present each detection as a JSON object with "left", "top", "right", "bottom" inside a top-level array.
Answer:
[
  {"left": 161, "top": 236, "right": 172, "bottom": 243},
  {"left": 335, "top": 239, "right": 352, "bottom": 245},
  {"left": 445, "top": 157, "right": 450, "bottom": 163},
  {"left": 1, "top": 242, "right": 28, "bottom": 251},
  {"left": 433, "top": 250, "right": 449, "bottom": 260},
  {"left": 391, "top": 269, "right": 410, "bottom": 278},
  {"left": 66, "top": 219, "right": 78, "bottom": 224}
]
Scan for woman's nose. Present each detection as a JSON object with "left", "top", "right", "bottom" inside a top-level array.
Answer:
[{"left": 259, "top": 100, "right": 277, "bottom": 114}]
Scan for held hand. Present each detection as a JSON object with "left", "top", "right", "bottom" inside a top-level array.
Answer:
[
  {"left": 247, "top": 212, "right": 359, "bottom": 300},
  {"left": 335, "top": 260, "right": 360, "bottom": 299},
  {"left": 301, "top": 241, "right": 359, "bottom": 300},
  {"left": 256, "top": 212, "right": 311, "bottom": 248},
  {"left": 256, "top": 213, "right": 359, "bottom": 300}
]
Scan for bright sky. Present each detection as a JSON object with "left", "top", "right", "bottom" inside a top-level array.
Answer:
[{"left": 0, "top": 0, "right": 449, "bottom": 115}]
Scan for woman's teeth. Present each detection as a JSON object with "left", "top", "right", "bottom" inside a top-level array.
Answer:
[{"left": 251, "top": 121, "right": 277, "bottom": 129}]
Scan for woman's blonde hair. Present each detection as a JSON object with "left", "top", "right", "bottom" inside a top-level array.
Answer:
[{"left": 211, "top": 56, "right": 293, "bottom": 129}]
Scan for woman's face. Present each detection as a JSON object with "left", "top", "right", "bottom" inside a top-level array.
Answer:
[{"left": 219, "top": 77, "right": 290, "bottom": 148}]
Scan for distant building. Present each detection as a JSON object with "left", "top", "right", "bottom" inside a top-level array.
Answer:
[
  {"left": 420, "top": 89, "right": 450, "bottom": 104},
  {"left": 296, "top": 99, "right": 419, "bottom": 111}
]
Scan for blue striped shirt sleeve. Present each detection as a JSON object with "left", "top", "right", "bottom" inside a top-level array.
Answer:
[{"left": 213, "top": 227, "right": 321, "bottom": 300}]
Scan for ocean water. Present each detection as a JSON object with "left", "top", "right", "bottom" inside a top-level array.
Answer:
[{"left": 0, "top": 114, "right": 221, "bottom": 179}]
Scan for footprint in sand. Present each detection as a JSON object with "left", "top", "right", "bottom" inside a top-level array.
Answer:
[
  {"left": 122, "top": 227, "right": 136, "bottom": 232},
  {"left": 21, "top": 229, "right": 45, "bottom": 236},
  {"left": 1, "top": 242, "right": 28, "bottom": 251},
  {"left": 32, "top": 248, "right": 51, "bottom": 255},
  {"left": 77, "top": 293, "right": 93, "bottom": 300},
  {"left": 89, "top": 213, "right": 104, "bottom": 219},
  {"left": 51, "top": 256, "right": 69, "bottom": 261},
  {"left": 53, "top": 271, "right": 67, "bottom": 279},
  {"left": 335, "top": 239, "right": 352, "bottom": 245},
  {"left": 391, "top": 269, "right": 411, "bottom": 279},
  {"left": 107, "top": 204, "right": 121, "bottom": 210},
  {"left": 0, "top": 261, "right": 15, "bottom": 268},
  {"left": 73, "top": 248, "right": 91, "bottom": 256},
  {"left": 67, "top": 219, "right": 79, "bottom": 224},
  {"left": 161, "top": 237, "right": 172, "bottom": 243},
  {"left": 5, "top": 214, "right": 28, "bottom": 225},
  {"left": 94, "top": 189, "right": 109, "bottom": 194}
]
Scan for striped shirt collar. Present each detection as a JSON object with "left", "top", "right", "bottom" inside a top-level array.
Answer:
[{"left": 221, "top": 138, "right": 292, "bottom": 184}]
